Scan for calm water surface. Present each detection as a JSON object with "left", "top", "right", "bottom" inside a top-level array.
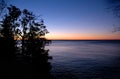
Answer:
[{"left": 46, "top": 40, "right": 120, "bottom": 79}]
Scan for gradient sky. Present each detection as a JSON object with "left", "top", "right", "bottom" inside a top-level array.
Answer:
[{"left": 10, "top": 0, "right": 120, "bottom": 40}]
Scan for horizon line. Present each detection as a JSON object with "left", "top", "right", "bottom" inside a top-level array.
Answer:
[{"left": 47, "top": 39, "right": 120, "bottom": 41}]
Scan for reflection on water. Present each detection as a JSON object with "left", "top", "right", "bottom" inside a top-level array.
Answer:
[{"left": 46, "top": 40, "right": 120, "bottom": 79}]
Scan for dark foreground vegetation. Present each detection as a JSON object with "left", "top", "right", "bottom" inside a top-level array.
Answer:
[{"left": 0, "top": 3, "right": 54, "bottom": 79}]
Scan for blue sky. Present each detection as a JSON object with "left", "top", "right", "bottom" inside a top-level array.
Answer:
[{"left": 9, "top": 0, "right": 120, "bottom": 40}]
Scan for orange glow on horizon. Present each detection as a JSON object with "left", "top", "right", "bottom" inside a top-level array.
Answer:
[
  {"left": 13, "top": 33, "right": 120, "bottom": 40},
  {"left": 46, "top": 33, "right": 120, "bottom": 40}
]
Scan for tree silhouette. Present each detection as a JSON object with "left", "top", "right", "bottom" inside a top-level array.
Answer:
[
  {"left": 19, "top": 9, "right": 35, "bottom": 55},
  {"left": 110, "top": 0, "right": 120, "bottom": 17},
  {"left": 0, "top": 0, "right": 7, "bottom": 16},
  {"left": 0, "top": 5, "right": 21, "bottom": 79},
  {"left": 0, "top": 5, "right": 53, "bottom": 79},
  {"left": 19, "top": 8, "right": 53, "bottom": 79},
  {"left": 0, "top": 5, "right": 21, "bottom": 60},
  {"left": 18, "top": 8, "right": 51, "bottom": 58},
  {"left": 108, "top": 0, "right": 120, "bottom": 32}
]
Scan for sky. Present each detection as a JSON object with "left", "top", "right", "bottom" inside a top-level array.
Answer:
[{"left": 9, "top": 0, "right": 120, "bottom": 40}]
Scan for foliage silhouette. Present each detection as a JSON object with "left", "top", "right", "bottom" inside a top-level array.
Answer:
[
  {"left": 0, "top": 0, "right": 7, "bottom": 15},
  {"left": 109, "top": 0, "right": 120, "bottom": 17},
  {"left": 0, "top": 5, "right": 54, "bottom": 79},
  {"left": 0, "top": 5, "right": 21, "bottom": 60},
  {"left": 108, "top": 0, "right": 120, "bottom": 32}
]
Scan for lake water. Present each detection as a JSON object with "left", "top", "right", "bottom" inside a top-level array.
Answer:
[{"left": 46, "top": 40, "right": 120, "bottom": 79}]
